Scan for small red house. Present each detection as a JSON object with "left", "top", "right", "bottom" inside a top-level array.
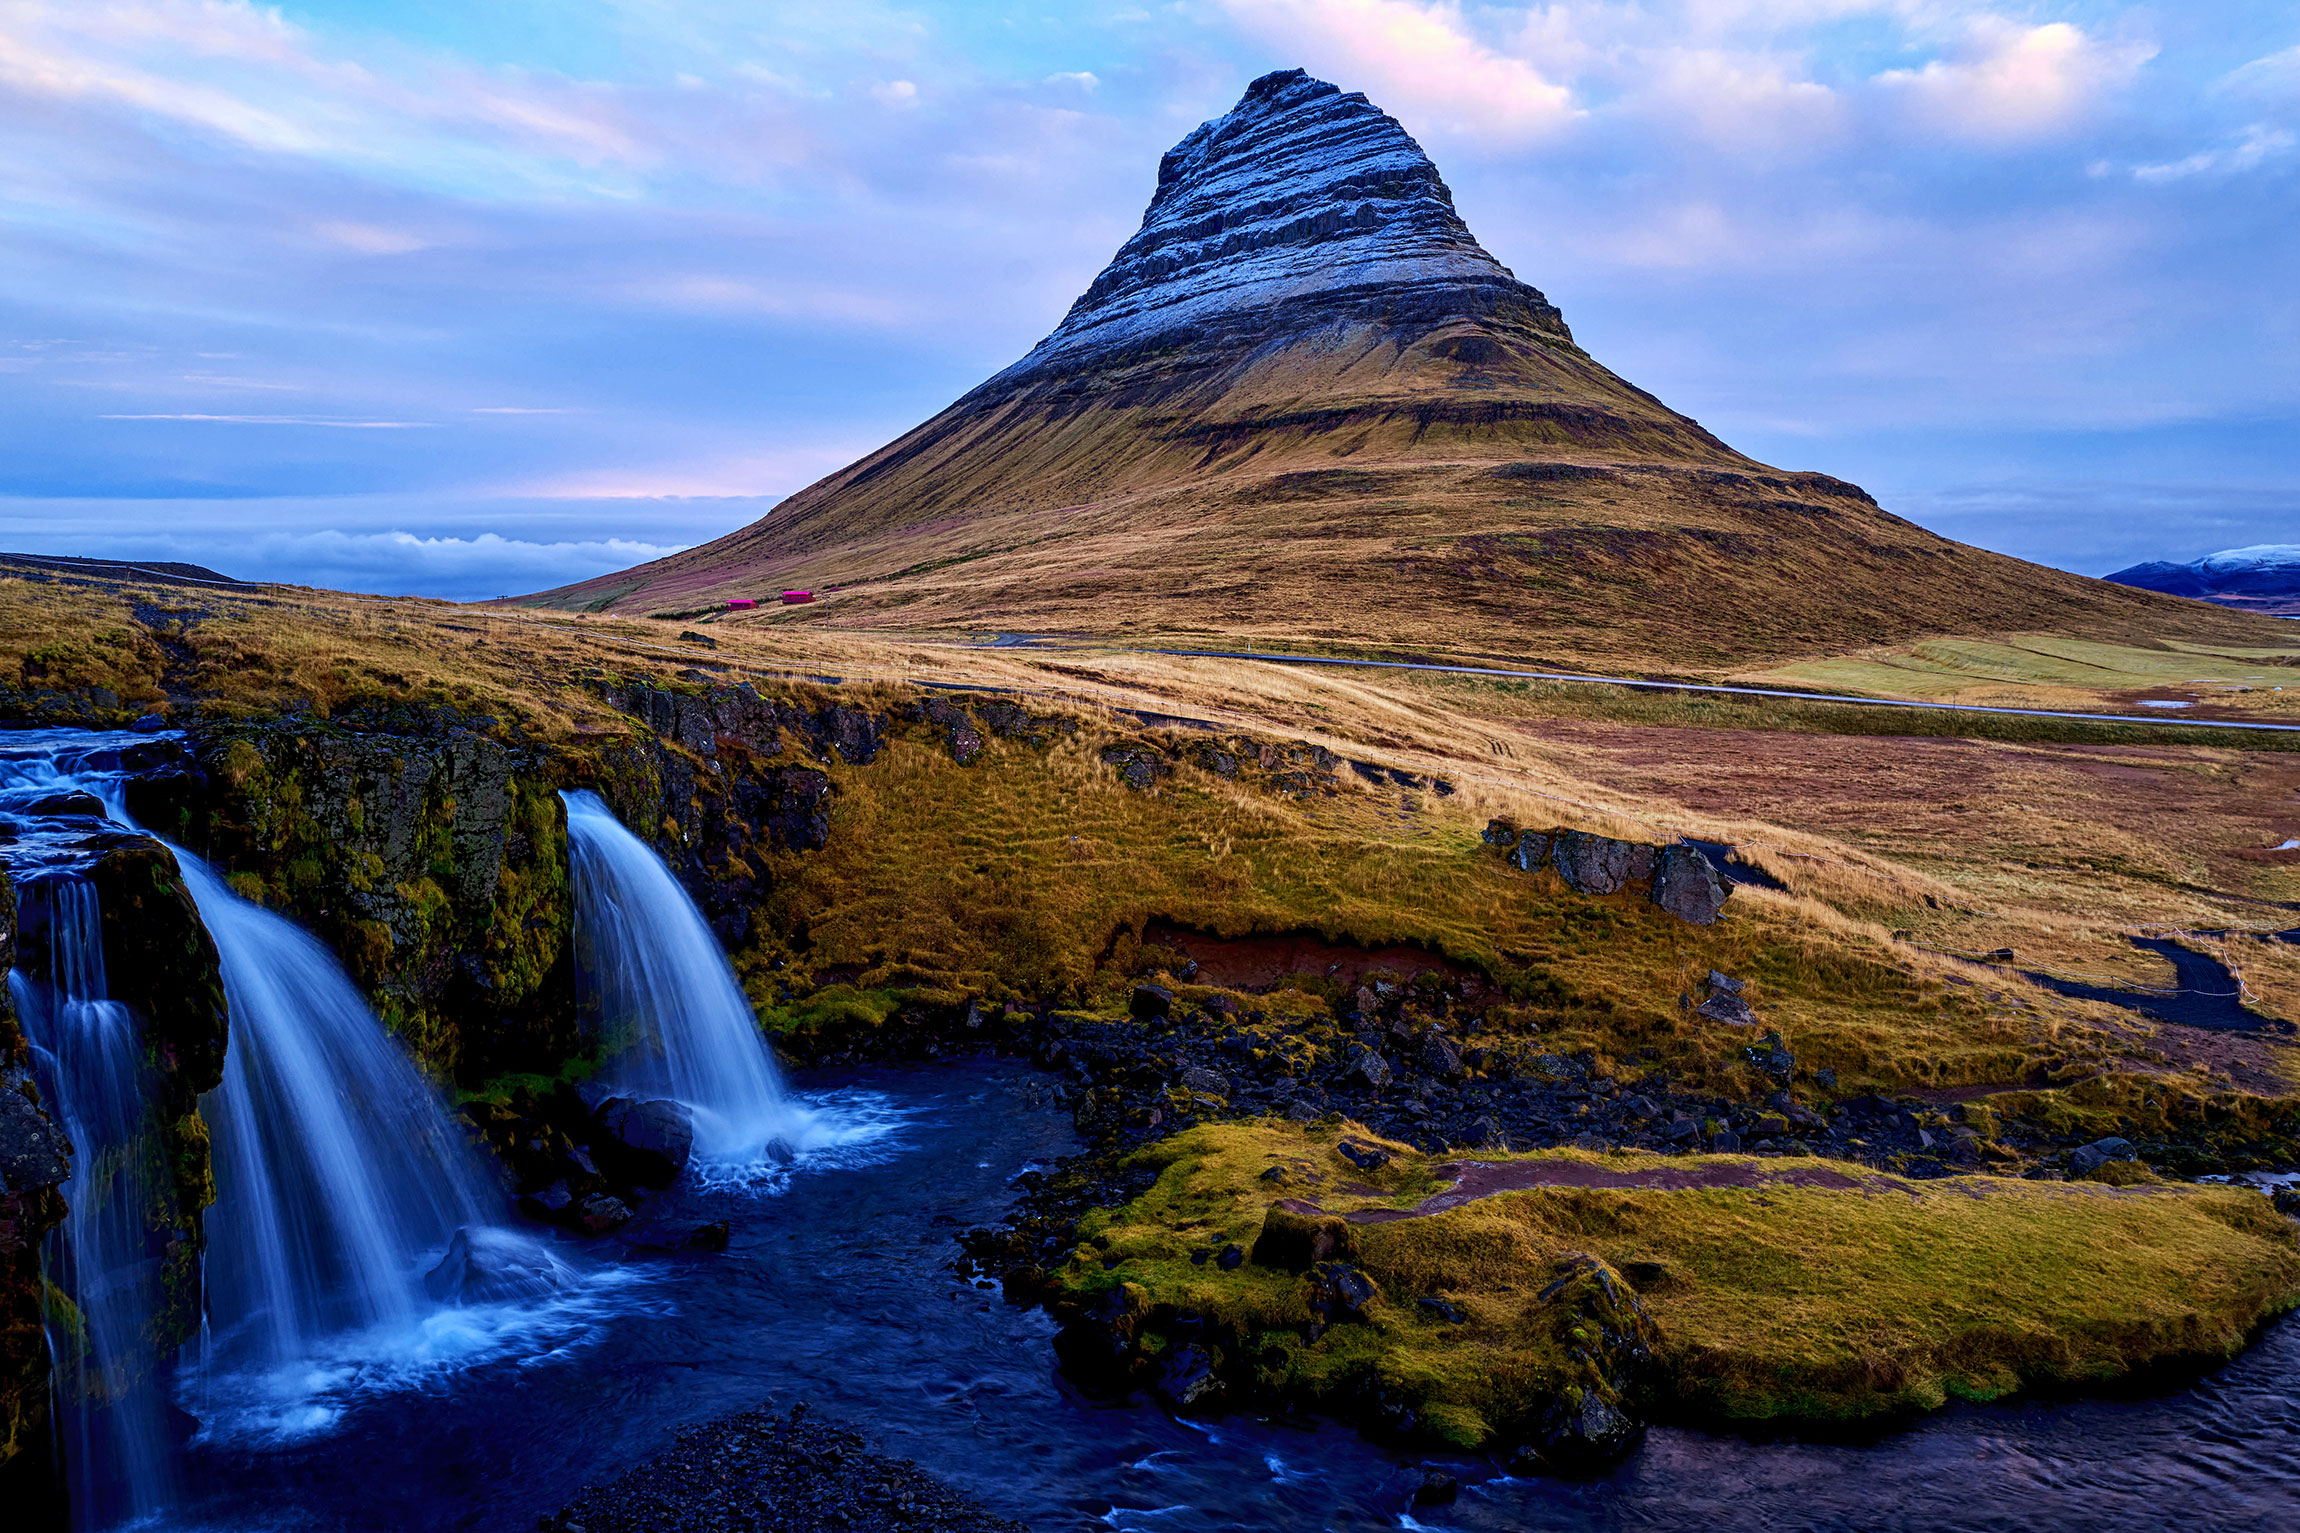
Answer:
[
  {"left": 725, "top": 598, "right": 757, "bottom": 610},
  {"left": 781, "top": 590, "right": 814, "bottom": 605}
]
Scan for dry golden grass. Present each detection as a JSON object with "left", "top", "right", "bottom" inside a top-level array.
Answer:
[
  {"left": 6, "top": 571, "right": 2292, "bottom": 1110},
  {"left": 508, "top": 320, "right": 2287, "bottom": 673}
]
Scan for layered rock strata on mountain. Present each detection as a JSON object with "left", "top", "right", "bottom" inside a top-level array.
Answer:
[{"left": 990, "top": 67, "right": 1572, "bottom": 389}]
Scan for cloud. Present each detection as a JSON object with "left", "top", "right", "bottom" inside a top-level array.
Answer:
[
  {"left": 0, "top": 504, "right": 701, "bottom": 600},
  {"left": 2133, "top": 124, "right": 2295, "bottom": 183},
  {"left": 870, "top": 79, "right": 919, "bottom": 107},
  {"left": 1635, "top": 47, "right": 1844, "bottom": 154},
  {"left": 1213, "top": 0, "right": 1577, "bottom": 143},
  {"left": 1875, "top": 19, "right": 2155, "bottom": 144},
  {"left": 2223, "top": 44, "right": 2300, "bottom": 105},
  {"left": 98, "top": 413, "right": 436, "bottom": 427},
  {"left": 627, "top": 274, "right": 912, "bottom": 326},
  {"left": 0, "top": 0, "right": 654, "bottom": 195},
  {"left": 314, "top": 220, "right": 429, "bottom": 254},
  {"left": 502, "top": 443, "right": 876, "bottom": 500},
  {"left": 244, "top": 528, "right": 693, "bottom": 598}
]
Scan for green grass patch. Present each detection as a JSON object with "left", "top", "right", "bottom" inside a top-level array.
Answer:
[{"left": 1062, "top": 1120, "right": 2300, "bottom": 1442}]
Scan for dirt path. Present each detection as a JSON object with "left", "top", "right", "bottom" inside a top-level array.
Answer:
[{"left": 1282, "top": 1156, "right": 1936, "bottom": 1224}]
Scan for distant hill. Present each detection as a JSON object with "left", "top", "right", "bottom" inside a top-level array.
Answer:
[
  {"left": 518, "top": 69, "right": 2285, "bottom": 670},
  {"left": 2105, "top": 546, "right": 2300, "bottom": 618},
  {"left": 0, "top": 551, "right": 254, "bottom": 589}
]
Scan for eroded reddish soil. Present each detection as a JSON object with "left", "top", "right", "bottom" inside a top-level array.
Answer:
[{"left": 1141, "top": 919, "right": 1489, "bottom": 996}]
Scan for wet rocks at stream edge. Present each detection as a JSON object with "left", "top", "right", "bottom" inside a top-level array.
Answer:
[
  {"left": 466, "top": 1085, "right": 717, "bottom": 1253},
  {"left": 537, "top": 1403, "right": 1029, "bottom": 1533},
  {"left": 927, "top": 943, "right": 2287, "bottom": 1468}
]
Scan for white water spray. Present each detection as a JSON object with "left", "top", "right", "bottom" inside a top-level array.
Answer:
[
  {"left": 171, "top": 849, "right": 514, "bottom": 1366},
  {"left": 14, "top": 878, "right": 182, "bottom": 1530}
]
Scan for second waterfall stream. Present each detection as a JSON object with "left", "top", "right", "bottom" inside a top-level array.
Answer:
[{"left": 561, "top": 789, "right": 824, "bottom": 1173}]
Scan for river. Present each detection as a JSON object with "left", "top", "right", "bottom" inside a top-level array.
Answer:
[{"left": 131, "top": 1057, "right": 2300, "bottom": 1533}]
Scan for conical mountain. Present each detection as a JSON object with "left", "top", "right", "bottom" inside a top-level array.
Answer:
[{"left": 524, "top": 70, "right": 2278, "bottom": 668}]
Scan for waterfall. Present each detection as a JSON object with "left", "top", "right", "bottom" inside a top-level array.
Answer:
[
  {"left": 168, "top": 849, "right": 510, "bottom": 1366},
  {"left": 15, "top": 876, "right": 181, "bottom": 1531},
  {"left": 2, "top": 727, "right": 573, "bottom": 1500},
  {"left": 561, "top": 790, "right": 814, "bottom": 1169}
]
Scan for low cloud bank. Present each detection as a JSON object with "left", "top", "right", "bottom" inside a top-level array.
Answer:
[{"left": 3, "top": 514, "right": 697, "bottom": 603}]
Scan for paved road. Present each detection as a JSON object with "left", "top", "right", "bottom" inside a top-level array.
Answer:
[{"left": 1143, "top": 648, "right": 2300, "bottom": 734}]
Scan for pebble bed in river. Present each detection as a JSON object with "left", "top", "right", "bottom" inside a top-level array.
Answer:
[{"left": 537, "top": 1404, "right": 1030, "bottom": 1533}]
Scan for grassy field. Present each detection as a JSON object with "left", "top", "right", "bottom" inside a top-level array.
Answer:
[
  {"left": 1749, "top": 634, "right": 2300, "bottom": 722},
  {"left": 10, "top": 565, "right": 2300, "bottom": 1461}
]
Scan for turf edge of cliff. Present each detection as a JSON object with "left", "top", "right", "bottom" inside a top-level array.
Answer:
[{"left": 1045, "top": 1119, "right": 2300, "bottom": 1463}]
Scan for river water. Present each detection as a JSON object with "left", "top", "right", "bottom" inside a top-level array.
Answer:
[{"left": 131, "top": 1056, "right": 2298, "bottom": 1533}]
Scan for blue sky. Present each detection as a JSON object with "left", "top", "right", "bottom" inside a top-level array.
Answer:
[{"left": 1, "top": 1, "right": 2293, "bottom": 600}]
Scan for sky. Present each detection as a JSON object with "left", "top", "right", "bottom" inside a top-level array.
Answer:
[{"left": 1, "top": 0, "right": 2293, "bottom": 601}]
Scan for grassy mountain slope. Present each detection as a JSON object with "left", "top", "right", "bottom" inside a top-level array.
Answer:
[{"left": 518, "top": 313, "right": 2284, "bottom": 672}]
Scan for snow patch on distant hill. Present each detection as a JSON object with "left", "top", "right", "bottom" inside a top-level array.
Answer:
[{"left": 2106, "top": 544, "right": 2300, "bottom": 616}]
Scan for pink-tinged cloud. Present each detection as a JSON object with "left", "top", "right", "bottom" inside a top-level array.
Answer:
[
  {"left": 501, "top": 443, "right": 877, "bottom": 501},
  {"left": 1214, "top": 0, "right": 1577, "bottom": 144},
  {"left": 1875, "top": 20, "right": 2155, "bottom": 145}
]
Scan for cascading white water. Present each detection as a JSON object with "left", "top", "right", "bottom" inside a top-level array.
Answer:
[
  {"left": 168, "top": 848, "right": 513, "bottom": 1366},
  {"left": 14, "top": 877, "right": 181, "bottom": 1531},
  {"left": 561, "top": 790, "right": 816, "bottom": 1169}
]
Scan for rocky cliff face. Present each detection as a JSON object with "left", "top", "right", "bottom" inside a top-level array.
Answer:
[
  {"left": 994, "top": 68, "right": 1571, "bottom": 389},
  {"left": 0, "top": 866, "right": 69, "bottom": 1485},
  {"left": 141, "top": 711, "right": 575, "bottom": 1084}
]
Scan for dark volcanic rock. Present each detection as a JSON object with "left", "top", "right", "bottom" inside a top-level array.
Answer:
[
  {"left": 620, "top": 1219, "right": 732, "bottom": 1255},
  {"left": 594, "top": 1097, "right": 696, "bottom": 1187},
  {"left": 2070, "top": 1136, "right": 2139, "bottom": 1177},
  {"left": 1551, "top": 831, "right": 1654, "bottom": 896},
  {"left": 578, "top": 1194, "right": 632, "bottom": 1236},
  {"left": 1153, "top": 1341, "right": 1222, "bottom": 1408},
  {"left": 538, "top": 1404, "right": 1030, "bottom": 1533},
  {"left": 1696, "top": 990, "right": 1759, "bottom": 1028},
  {"left": 0, "top": 1083, "right": 69, "bottom": 1196},
  {"left": 1650, "top": 844, "right": 1730, "bottom": 925},
  {"left": 1251, "top": 1206, "right": 1356, "bottom": 1271}
]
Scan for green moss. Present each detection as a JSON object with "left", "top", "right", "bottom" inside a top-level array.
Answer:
[
  {"left": 757, "top": 984, "right": 904, "bottom": 1039},
  {"left": 1062, "top": 1120, "right": 2300, "bottom": 1439},
  {"left": 454, "top": 1052, "right": 601, "bottom": 1107}
]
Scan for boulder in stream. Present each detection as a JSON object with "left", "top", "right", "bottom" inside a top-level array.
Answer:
[
  {"left": 423, "top": 1226, "right": 573, "bottom": 1305},
  {"left": 620, "top": 1218, "right": 732, "bottom": 1255},
  {"left": 594, "top": 1097, "right": 696, "bottom": 1186}
]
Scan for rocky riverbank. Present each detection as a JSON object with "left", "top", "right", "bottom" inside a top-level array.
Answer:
[{"left": 536, "top": 1403, "right": 1031, "bottom": 1533}]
